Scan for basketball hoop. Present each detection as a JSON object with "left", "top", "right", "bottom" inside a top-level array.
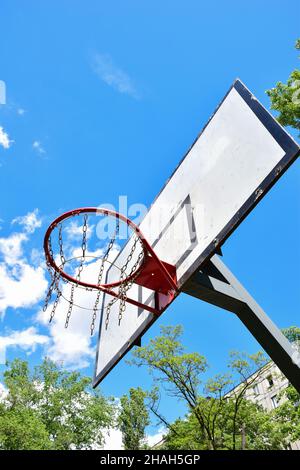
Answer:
[{"left": 43, "top": 208, "right": 178, "bottom": 334}]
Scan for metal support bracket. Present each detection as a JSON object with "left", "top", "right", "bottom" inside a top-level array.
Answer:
[{"left": 182, "top": 254, "right": 300, "bottom": 393}]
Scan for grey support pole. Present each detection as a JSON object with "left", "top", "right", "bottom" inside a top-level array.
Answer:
[{"left": 182, "top": 254, "right": 300, "bottom": 393}]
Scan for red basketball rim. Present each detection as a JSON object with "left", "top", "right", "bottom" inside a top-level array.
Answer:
[{"left": 43, "top": 207, "right": 147, "bottom": 290}]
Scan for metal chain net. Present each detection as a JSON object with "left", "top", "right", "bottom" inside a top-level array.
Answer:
[
  {"left": 43, "top": 235, "right": 56, "bottom": 312},
  {"left": 44, "top": 212, "right": 145, "bottom": 335},
  {"left": 44, "top": 234, "right": 64, "bottom": 323},
  {"left": 64, "top": 215, "right": 88, "bottom": 328},
  {"left": 90, "top": 219, "right": 120, "bottom": 335},
  {"left": 105, "top": 236, "right": 145, "bottom": 329}
]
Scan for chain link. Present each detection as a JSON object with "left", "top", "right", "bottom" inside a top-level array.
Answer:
[
  {"left": 65, "top": 284, "right": 74, "bottom": 328},
  {"left": 58, "top": 224, "right": 66, "bottom": 267},
  {"left": 44, "top": 234, "right": 63, "bottom": 322},
  {"left": 49, "top": 269, "right": 62, "bottom": 323},
  {"left": 117, "top": 247, "right": 144, "bottom": 325},
  {"left": 76, "top": 215, "right": 88, "bottom": 282},
  {"left": 105, "top": 237, "right": 145, "bottom": 329},
  {"left": 43, "top": 236, "right": 54, "bottom": 311},
  {"left": 91, "top": 220, "right": 120, "bottom": 335},
  {"left": 65, "top": 215, "right": 88, "bottom": 328},
  {"left": 49, "top": 290, "right": 61, "bottom": 323},
  {"left": 44, "top": 270, "right": 56, "bottom": 312}
]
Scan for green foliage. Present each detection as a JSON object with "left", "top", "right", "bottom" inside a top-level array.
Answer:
[
  {"left": 282, "top": 326, "right": 300, "bottom": 343},
  {"left": 275, "top": 384, "right": 300, "bottom": 443},
  {"left": 118, "top": 387, "right": 150, "bottom": 450},
  {"left": 131, "top": 325, "right": 291, "bottom": 450},
  {"left": 0, "top": 358, "right": 114, "bottom": 450},
  {"left": 161, "top": 400, "right": 286, "bottom": 450},
  {"left": 266, "top": 39, "right": 300, "bottom": 134},
  {"left": 130, "top": 325, "right": 208, "bottom": 403},
  {"left": 0, "top": 405, "right": 51, "bottom": 450},
  {"left": 160, "top": 414, "right": 207, "bottom": 450}
]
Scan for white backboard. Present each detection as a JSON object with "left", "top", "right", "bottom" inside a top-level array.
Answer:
[{"left": 93, "top": 79, "right": 300, "bottom": 386}]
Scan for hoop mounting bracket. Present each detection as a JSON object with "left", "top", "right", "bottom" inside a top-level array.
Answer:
[{"left": 134, "top": 254, "right": 177, "bottom": 295}]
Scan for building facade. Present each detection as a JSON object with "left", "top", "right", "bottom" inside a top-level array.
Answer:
[{"left": 230, "top": 360, "right": 300, "bottom": 450}]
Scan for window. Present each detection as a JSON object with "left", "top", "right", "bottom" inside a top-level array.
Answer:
[
  {"left": 271, "top": 395, "right": 278, "bottom": 409},
  {"left": 252, "top": 384, "right": 260, "bottom": 396},
  {"left": 267, "top": 375, "right": 274, "bottom": 387}
]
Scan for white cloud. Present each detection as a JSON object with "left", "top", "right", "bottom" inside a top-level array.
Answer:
[
  {"left": 0, "top": 382, "right": 8, "bottom": 401},
  {"left": 71, "top": 246, "right": 104, "bottom": 260},
  {"left": 92, "top": 53, "right": 139, "bottom": 99},
  {"left": 37, "top": 300, "right": 95, "bottom": 369},
  {"left": 0, "top": 217, "right": 47, "bottom": 317},
  {"left": 12, "top": 208, "right": 42, "bottom": 234},
  {"left": 0, "top": 209, "right": 120, "bottom": 371},
  {"left": 101, "top": 427, "right": 166, "bottom": 450},
  {"left": 37, "top": 246, "right": 119, "bottom": 369},
  {"left": 0, "top": 232, "right": 27, "bottom": 264},
  {"left": 0, "top": 126, "right": 13, "bottom": 149},
  {"left": 65, "top": 220, "right": 95, "bottom": 240},
  {"left": 0, "top": 210, "right": 98, "bottom": 371},
  {"left": 30, "top": 248, "right": 45, "bottom": 267},
  {"left": 0, "top": 258, "right": 48, "bottom": 317},
  {"left": 0, "top": 327, "right": 49, "bottom": 353},
  {"left": 146, "top": 427, "right": 166, "bottom": 448},
  {"left": 102, "top": 428, "right": 123, "bottom": 450},
  {"left": 17, "top": 108, "right": 25, "bottom": 116},
  {"left": 37, "top": 265, "right": 103, "bottom": 368},
  {"left": 32, "top": 140, "right": 45, "bottom": 155}
]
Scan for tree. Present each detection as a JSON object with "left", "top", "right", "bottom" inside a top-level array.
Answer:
[
  {"left": 273, "top": 324, "right": 300, "bottom": 445},
  {"left": 157, "top": 414, "right": 207, "bottom": 450},
  {"left": 131, "top": 325, "right": 288, "bottom": 450},
  {"left": 266, "top": 39, "right": 300, "bottom": 134},
  {"left": 282, "top": 326, "right": 300, "bottom": 344},
  {"left": 0, "top": 358, "right": 114, "bottom": 450},
  {"left": 118, "top": 387, "right": 150, "bottom": 450},
  {"left": 161, "top": 400, "right": 286, "bottom": 451},
  {"left": 0, "top": 360, "right": 51, "bottom": 450},
  {"left": 274, "top": 384, "right": 300, "bottom": 444},
  {"left": 0, "top": 404, "right": 51, "bottom": 450}
]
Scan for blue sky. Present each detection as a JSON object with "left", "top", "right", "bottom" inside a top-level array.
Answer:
[{"left": 0, "top": 0, "right": 299, "bottom": 442}]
